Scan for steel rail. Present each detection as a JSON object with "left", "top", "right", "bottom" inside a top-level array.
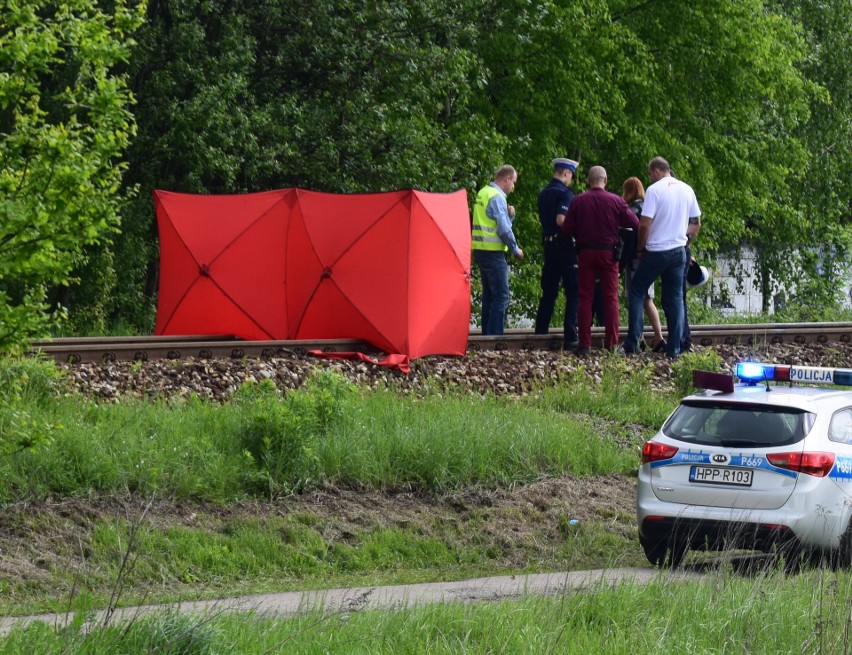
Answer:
[{"left": 30, "top": 322, "right": 852, "bottom": 364}]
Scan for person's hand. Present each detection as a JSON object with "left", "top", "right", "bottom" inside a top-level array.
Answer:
[
  {"left": 508, "top": 205, "right": 516, "bottom": 218},
  {"left": 515, "top": 249, "right": 524, "bottom": 260}
]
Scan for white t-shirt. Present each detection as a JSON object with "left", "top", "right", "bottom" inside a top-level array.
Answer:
[{"left": 642, "top": 176, "right": 700, "bottom": 252}]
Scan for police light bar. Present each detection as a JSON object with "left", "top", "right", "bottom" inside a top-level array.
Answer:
[{"left": 735, "top": 362, "right": 852, "bottom": 386}]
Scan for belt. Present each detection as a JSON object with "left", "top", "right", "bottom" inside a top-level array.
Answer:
[
  {"left": 577, "top": 243, "right": 613, "bottom": 251},
  {"left": 543, "top": 235, "right": 561, "bottom": 242}
]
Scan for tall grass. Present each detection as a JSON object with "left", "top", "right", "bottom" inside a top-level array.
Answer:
[
  {"left": 0, "top": 361, "right": 653, "bottom": 502},
  {"left": 530, "top": 354, "right": 674, "bottom": 427},
  {"left": 328, "top": 391, "right": 636, "bottom": 491},
  {"left": 6, "top": 567, "right": 852, "bottom": 654}
]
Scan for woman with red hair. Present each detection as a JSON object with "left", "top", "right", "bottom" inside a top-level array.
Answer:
[{"left": 622, "top": 177, "right": 666, "bottom": 352}]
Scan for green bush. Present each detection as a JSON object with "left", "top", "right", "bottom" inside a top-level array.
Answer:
[
  {"left": 237, "top": 370, "right": 356, "bottom": 497},
  {"left": 0, "top": 356, "right": 65, "bottom": 405},
  {"left": 0, "top": 356, "right": 64, "bottom": 456}
]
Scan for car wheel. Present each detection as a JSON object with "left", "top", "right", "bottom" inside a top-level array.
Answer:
[
  {"left": 777, "top": 541, "right": 809, "bottom": 573},
  {"left": 828, "top": 521, "right": 852, "bottom": 569},
  {"left": 641, "top": 536, "right": 688, "bottom": 569}
]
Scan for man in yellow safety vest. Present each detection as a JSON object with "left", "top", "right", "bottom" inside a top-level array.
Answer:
[{"left": 471, "top": 165, "right": 524, "bottom": 335}]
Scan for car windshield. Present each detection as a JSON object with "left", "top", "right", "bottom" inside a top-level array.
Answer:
[{"left": 662, "top": 401, "right": 816, "bottom": 447}]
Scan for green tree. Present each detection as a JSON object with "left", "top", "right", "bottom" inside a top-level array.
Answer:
[
  {"left": 613, "top": 0, "right": 820, "bottom": 313},
  {"left": 771, "top": 0, "right": 852, "bottom": 316},
  {"left": 90, "top": 0, "right": 847, "bottom": 332},
  {"left": 0, "top": 0, "right": 145, "bottom": 350},
  {"left": 471, "top": 0, "right": 822, "bottom": 322},
  {"left": 110, "top": 0, "right": 497, "bottom": 330}
]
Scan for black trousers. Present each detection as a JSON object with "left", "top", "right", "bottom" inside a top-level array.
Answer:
[{"left": 535, "top": 241, "right": 579, "bottom": 343}]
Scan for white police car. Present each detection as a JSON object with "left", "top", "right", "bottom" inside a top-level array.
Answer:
[{"left": 637, "top": 362, "right": 852, "bottom": 568}]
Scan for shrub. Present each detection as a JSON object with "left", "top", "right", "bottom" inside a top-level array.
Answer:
[
  {"left": 0, "top": 356, "right": 64, "bottom": 456},
  {"left": 237, "top": 370, "right": 356, "bottom": 497},
  {"left": 0, "top": 355, "right": 66, "bottom": 405}
]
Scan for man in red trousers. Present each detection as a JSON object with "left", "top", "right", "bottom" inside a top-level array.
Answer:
[{"left": 559, "top": 166, "right": 638, "bottom": 354}]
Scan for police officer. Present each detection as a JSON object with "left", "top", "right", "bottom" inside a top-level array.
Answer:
[{"left": 535, "top": 157, "right": 580, "bottom": 349}]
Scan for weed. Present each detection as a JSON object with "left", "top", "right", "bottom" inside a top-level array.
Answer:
[
  {"left": 237, "top": 369, "right": 357, "bottom": 497},
  {"left": 0, "top": 356, "right": 64, "bottom": 457},
  {"left": 671, "top": 349, "right": 723, "bottom": 397}
]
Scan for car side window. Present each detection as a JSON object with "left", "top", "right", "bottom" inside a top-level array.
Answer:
[{"left": 829, "top": 408, "right": 852, "bottom": 444}]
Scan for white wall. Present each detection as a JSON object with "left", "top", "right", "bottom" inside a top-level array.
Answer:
[{"left": 708, "top": 248, "right": 852, "bottom": 315}]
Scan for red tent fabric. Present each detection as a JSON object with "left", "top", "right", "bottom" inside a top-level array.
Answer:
[
  {"left": 154, "top": 189, "right": 293, "bottom": 340},
  {"left": 307, "top": 350, "right": 412, "bottom": 374},
  {"left": 154, "top": 188, "right": 471, "bottom": 362}
]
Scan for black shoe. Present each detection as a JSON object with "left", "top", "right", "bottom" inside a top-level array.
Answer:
[
  {"left": 652, "top": 339, "right": 667, "bottom": 353},
  {"left": 681, "top": 342, "right": 693, "bottom": 353},
  {"left": 563, "top": 340, "right": 579, "bottom": 351},
  {"left": 575, "top": 347, "right": 590, "bottom": 356}
]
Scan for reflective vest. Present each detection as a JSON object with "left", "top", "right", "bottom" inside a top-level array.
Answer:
[{"left": 472, "top": 185, "right": 508, "bottom": 252}]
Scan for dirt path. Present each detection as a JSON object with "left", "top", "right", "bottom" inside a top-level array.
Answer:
[{"left": 0, "top": 567, "right": 705, "bottom": 635}]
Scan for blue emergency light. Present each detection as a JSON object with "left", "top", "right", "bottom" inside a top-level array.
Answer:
[{"left": 735, "top": 362, "right": 852, "bottom": 387}]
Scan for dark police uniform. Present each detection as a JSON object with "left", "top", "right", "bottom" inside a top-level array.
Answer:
[{"left": 535, "top": 177, "right": 579, "bottom": 346}]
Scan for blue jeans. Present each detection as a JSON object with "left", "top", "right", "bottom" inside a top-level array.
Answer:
[
  {"left": 626, "top": 247, "right": 686, "bottom": 357},
  {"left": 474, "top": 250, "right": 509, "bottom": 336},
  {"left": 681, "top": 245, "right": 692, "bottom": 350}
]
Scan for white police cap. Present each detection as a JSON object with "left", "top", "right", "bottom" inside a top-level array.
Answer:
[
  {"left": 552, "top": 158, "right": 579, "bottom": 173},
  {"left": 687, "top": 261, "right": 710, "bottom": 288}
]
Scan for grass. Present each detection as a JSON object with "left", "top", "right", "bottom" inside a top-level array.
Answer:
[
  {"left": 0, "top": 483, "right": 645, "bottom": 616},
  {"left": 5, "top": 353, "right": 852, "bottom": 651},
  {"left": 6, "top": 566, "right": 852, "bottom": 653},
  {"left": 0, "top": 363, "right": 650, "bottom": 503},
  {"left": 0, "top": 355, "right": 657, "bottom": 615},
  {"left": 331, "top": 391, "right": 638, "bottom": 490}
]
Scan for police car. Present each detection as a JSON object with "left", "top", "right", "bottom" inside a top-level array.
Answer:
[{"left": 637, "top": 362, "right": 852, "bottom": 568}]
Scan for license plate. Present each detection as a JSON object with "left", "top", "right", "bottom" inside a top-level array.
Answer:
[{"left": 689, "top": 466, "right": 753, "bottom": 487}]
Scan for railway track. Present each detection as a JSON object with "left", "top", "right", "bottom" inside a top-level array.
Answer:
[{"left": 31, "top": 323, "right": 852, "bottom": 364}]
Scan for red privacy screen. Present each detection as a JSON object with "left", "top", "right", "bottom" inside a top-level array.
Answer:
[{"left": 154, "top": 188, "right": 471, "bottom": 361}]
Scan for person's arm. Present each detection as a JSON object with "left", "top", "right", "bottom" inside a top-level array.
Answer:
[
  {"left": 488, "top": 195, "right": 522, "bottom": 257},
  {"left": 559, "top": 204, "right": 576, "bottom": 238},
  {"left": 555, "top": 190, "right": 573, "bottom": 228},
  {"left": 686, "top": 215, "right": 701, "bottom": 244},
  {"left": 636, "top": 216, "right": 653, "bottom": 257}
]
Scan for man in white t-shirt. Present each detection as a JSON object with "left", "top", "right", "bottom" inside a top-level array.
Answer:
[{"left": 623, "top": 156, "right": 700, "bottom": 358}]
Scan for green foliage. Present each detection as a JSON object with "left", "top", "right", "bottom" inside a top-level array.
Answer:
[
  {"left": 0, "top": 0, "right": 847, "bottom": 334},
  {"left": 0, "top": 356, "right": 64, "bottom": 456},
  {"left": 671, "top": 349, "right": 724, "bottom": 397},
  {"left": 468, "top": 0, "right": 836, "bottom": 324},
  {"left": 237, "top": 370, "right": 357, "bottom": 497},
  {"left": 4, "top": 610, "right": 220, "bottom": 654},
  {"left": 0, "top": 363, "right": 654, "bottom": 502},
  {"left": 533, "top": 357, "right": 672, "bottom": 430},
  {"left": 109, "top": 0, "right": 498, "bottom": 328},
  {"left": 0, "top": 394, "right": 248, "bottom": 502},
  {"left": 0, "top": 356, "right": 65, "bottom": 406},
  {"left": 0, "top": 1, "right": 146, "bottom": 348},
  {"left": 773, "top": 0, "right": 852, "bottom": 304},
  {"left": 333, "top": 391, "right": 636, "bottom": 491}
]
